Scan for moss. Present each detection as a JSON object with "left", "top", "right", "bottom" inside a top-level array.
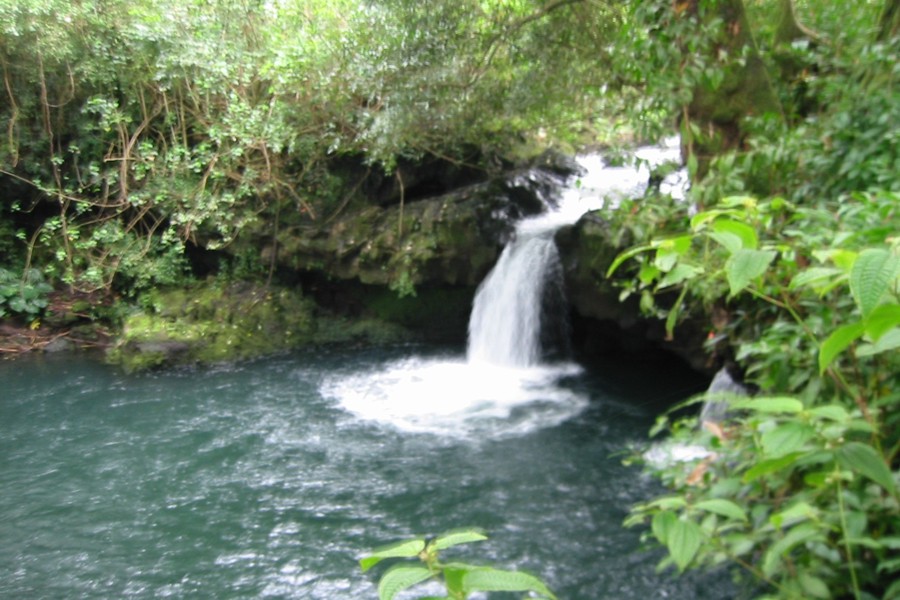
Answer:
[{"left": 108, "top": 280, "right": 316, "bottom": 371}]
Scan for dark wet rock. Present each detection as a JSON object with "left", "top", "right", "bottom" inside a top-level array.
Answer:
[
  {"left": 557, "top": 211, "right": 712, "bottom": 374},
  {"left": 269, "top": 162, "right": 572, "bottom": 291}
]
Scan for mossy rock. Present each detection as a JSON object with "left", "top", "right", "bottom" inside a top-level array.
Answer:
[{"left": 108, "top": 280, "right": 316, "bottom": 372}]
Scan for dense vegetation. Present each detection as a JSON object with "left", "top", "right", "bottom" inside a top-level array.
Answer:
[
  {"left": 0, "top": 0, "right": 625, "bottom": 301},
  {"left": 2, "top": 0, "right": 898, "bottom": 598}
]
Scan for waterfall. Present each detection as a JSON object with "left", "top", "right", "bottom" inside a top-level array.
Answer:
[
  {"left": 466, "top": 220, "right": 564, "bottom": 367},
  {"left": 325, "top": 140, "right": 686, "bottom": 438},
  {"left": 466, "top": 140, "right": 685, "bottom": 369}
]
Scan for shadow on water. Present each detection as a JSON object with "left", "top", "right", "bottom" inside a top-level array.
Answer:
[{"left": 0, "top": 347, "right": 743, "bottom": 599}]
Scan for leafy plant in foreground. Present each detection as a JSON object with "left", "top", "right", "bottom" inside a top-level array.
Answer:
[
  {"left": 360, "top": 528, "right": 557, "bottom": 600},
  {"left": 610, "top": 196, "right": 900, "bottom": 599}
]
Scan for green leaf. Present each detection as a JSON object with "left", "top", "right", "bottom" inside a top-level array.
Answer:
[
  {"left": 654, "top": 247, "right": 679, "bottom": 272},
  {"left": 690, "top": 208, "right": 742, "bottom": 230},
  {"left": 818, "top": 322, "right": 866, "bottom": 374},
  {"left": 651, "top": 510, "right": 677, "bottom": 544},
  {"left": 806, "top": 404, "right": 850, "bottom": 422},
  {"left": 762, "top": 522, "right": 822, "bottom": 578},
  {"left": 607, "top": 243, "right": 657, "bottom": 277},
  {"left": 664, "top": 285, "right": 688, "bottom": 340},
  {"left": 850, "top": 248, "right": 899, "bottom": 318},
  {"left": 712, "top": 219, "right": 758, "bottom": 250},
  {"left": 648, "top": 496, "right": 689, "bottom": 510},
  {"left": 743, "top": 452, "right": 804, "bottom": 483},
  {"left": 798, "top": 571, "right": 831, "bottom": 599},
  {"left": 789, "top": 267, "right": 844, "bottom": 292},
  {"left": 431, "top": 528, "right": 488, "bottom": 550},
  {"left": 725, "top": 249, "right": 777, "bottom": 296},
  {"left": 657, "top": 263, "right": 703, "bottom": 289},
  {"left": 462, "top": 568, "right": 557, "bottom": 599},
  {"left": 731, "top": 397, "right": 803, "bottom": 413},
  {"left": 666, "top": 519, "right": 703, "bottom": 572},
  {"left": 377, "top": 565, "right": 433, "bottom": 600},
  {"left": 708, "top": 231, "right": 744, "bottom": 255},
  {"left": 693, "top": 499, "right": 747, "bottom": 522},
  {"left": 864, "top": 304, "right": 900, "bottom": 341},
  {"left": 638, "top": 263, "right": 661, "bottom": 285},
  {"left": 836, "top": 441, "right": 897, "bottom": 495},
  {"left": 761, "top": 422, "right": 814, "bottom": 457},
  {"left": 442, "top": 565, "right": 468, "bottom": 596},
  {"left": 770, "top": 501, "right": 818, "bottom": 529},
  {"left": 856, "top": 328, "right": 900, "bottom": 358},
  {"left": 813, "top": 248, "right": 857, "bottom": 273},
  {"left": 360, "top": 538, "right": 426, "bottom": 572}
]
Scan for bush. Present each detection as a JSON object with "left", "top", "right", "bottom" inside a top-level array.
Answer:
[
  {"left": 0, "top": 267, "right": 53, "bottom": 319},
  {"left": 610, "top": 197, "right": 900, "bottom": 599}
]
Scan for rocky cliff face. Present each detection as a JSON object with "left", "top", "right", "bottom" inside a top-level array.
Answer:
[
  {"left": 556, "top": 212, "right": 711, "bottom": 374},
  {"left": 270, "top": 160, "right": 573, "bottom": 291}
]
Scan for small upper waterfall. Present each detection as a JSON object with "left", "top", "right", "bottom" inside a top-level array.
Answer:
[{"left": 466, "top": 140, "right": 685, "bottom": 368}]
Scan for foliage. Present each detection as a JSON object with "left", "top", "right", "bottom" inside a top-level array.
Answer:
[
  {"left": 0, "top": 0, "right": 626, "bottom": 296},
  {"left": 628, "top": 396, "right": 899, "bottom": 599},
  {"left": 611, "top": 196, "right": 900, "bottom": 599},
  {"left": 0, "top": 267, "right": 53, "bottom": 318},
  {"left": 360, "top": 528, "right": 557, "bottom": 600}
]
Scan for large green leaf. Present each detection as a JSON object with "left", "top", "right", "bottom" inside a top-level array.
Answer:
[
  {"left": 863, "top": 304, "right": 900, "bottom": 341},
  {"left": 798, "top": 571, "right": 830, "bottom": 599},
  {"left": 431, "top": 528, "right": 488, "bottom": 550},
  {"left": 788, "top": 266, "right": 844, "bottom": 293},
  {"left": 690, "top": 208, "right": 744, "bottom": 230},
  {"left": 360, "top": 538, "right": 426, "bottom": 572},
  {"left": 856, "top": 328, "right": 900, "bottom": 358},
  {"left": 666, "top": 518, "right": 703, "bottom": 572},
  {"left": 743, "top": 452, "right": 804, "bottom": 483},
  {"left": 651, "top": 509, "right": 677, "bottom": 544},
  {"left": 836, "top": 442, "right": 897, "bottom": 495},
  {"left": 850, "top": 248, "right": 899, "bottom": 318},
  {"left": 658, "top": 263, "right": 703, "bottom": 289},
  {"left": 761, "top": 422, "right": 814, "bottom": 458},
  {"left": 731, "top": 397, "right": 804, "bottom": 413},
  {"left": 712, "top": 219, "right": 758, "bottom": 250},
  {"left": 377, "top": 565, "right": 433, "bottom": 600},
  {"left": 708, "top": 231, "right": 744, "bottom": 255},
  {"left": 818, "top": 322, "right": 865, "bottom": 374},
  {"left": 606, "top": 243, "right": 657, "bottom": 277},
  {"left": 725, "top": 249, "right": 777, "bottom": 296},
  {"left": 693, "top": 499, "right": 748, "bottom": 522},
  {"left": 462, "top": 567, "right": 557, "bottom": 599},
  {"left": 762, "top": 522, "right": 822, "bottom": 578}
]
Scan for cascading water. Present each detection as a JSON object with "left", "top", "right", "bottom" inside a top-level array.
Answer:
[
  {"left": 466, "top": 219, "right": 564, "bottom": 367},
  {"left": 467, "top": 139, "right": 684, "bottom": 368},
  {"left": 323, "top": 141, "right": 686, "bottom": 438}
]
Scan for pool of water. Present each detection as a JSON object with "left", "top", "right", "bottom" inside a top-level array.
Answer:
[{"left": 0, "top": 345, "right": 734, "bottom": 598}]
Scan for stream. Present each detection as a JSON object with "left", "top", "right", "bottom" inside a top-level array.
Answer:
[{"left": 0, "top": 347, "right": 733, "bottom": 599}]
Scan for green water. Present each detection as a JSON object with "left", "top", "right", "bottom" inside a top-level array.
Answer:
[{"left": 0, "top": 345, "right": 734, "bottom": 599}]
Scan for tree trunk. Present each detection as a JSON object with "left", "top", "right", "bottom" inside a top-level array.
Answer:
[
  {"left": 879, "top": 0, "right": 900, "bottom": 40},
  {"left": 678, "top": 0, "right": 783, "bottom": 177}
]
